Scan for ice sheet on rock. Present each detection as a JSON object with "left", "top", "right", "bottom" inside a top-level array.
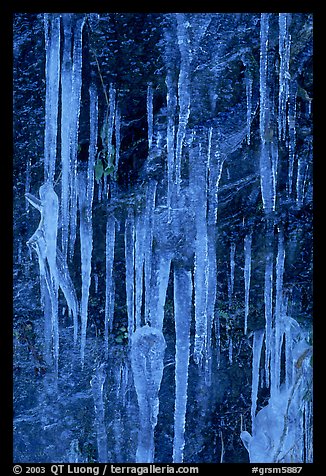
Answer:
[
  {"left": 241, "top": 323, "right": 312, "bottom": 463},
  {"left": 131, "top": 325, "right": 166, "bottom": 463},
  {"left": 173, "top": 267, "right": 192, "bottom": 463}
]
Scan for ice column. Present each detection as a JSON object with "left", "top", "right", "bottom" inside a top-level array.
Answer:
[
  {"left": 175, "top": 13, "right": 191, "bottom": 193},
  {"left": 131, "top": 326, "right": 166, "bottom": 463},
  {"left": 90, "top": 365, "right": 108, "bottom": 463},
  {"left": 105, "top": 214, "right": 116, "bottom": 358},
  {"left": 44, "top": 14, "right": 61, "bottom": 184},
  {"left": 244, "top": 233, "right": 252, "bottom": 335},
  {"left": 173, "top": 267, "right": 193, "bottom": 463}
]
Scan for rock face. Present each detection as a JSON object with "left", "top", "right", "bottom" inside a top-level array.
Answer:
[{"left": 13, "top": 13, "right": 313, "bottom": 463}]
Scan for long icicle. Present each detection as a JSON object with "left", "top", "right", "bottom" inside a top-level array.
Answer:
[
  {"left": 251, "top": 329, "right": 265, "bottom": 432},
  {"left": 244, "top": 232, "right": 252, "bottom": 335},
  {"left": 173, "top": 267, "right": 193, "bottom": 463},
  {"left": 105, "top": 214, "right": 116, "bottom": 359},
  {"left": 264, "top": 222, "right": 274, "bottom": 388},
  {"left": 44, "top": 13, "right": 61, "bottom": 184},
  {"left": 60, "top": 13, "right": 73, "bottom": 261},
  {"left": 125, "top": 208, "right": 135, "bottom": 343},
  {"left": 175, "top": 13, "right": 191, "bottom": 194},
  {"left": 78, "top": 84, "right": 97, "bottom": 367},
  {"left": 69, "top": 15, "right": 85, "bottom": 259}
]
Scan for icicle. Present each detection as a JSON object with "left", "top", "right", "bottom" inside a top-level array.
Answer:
[
  {"left": 26, "top": 184, "right": 60, "bottom": 374},
  {"left": 165, "top": 70, "right": 176, "bottom": 218},
  {"left": 244, "top": 233, "right": 252, "bottom": 335},
  {"left": 56, "top": 248, "right": 79, "bottom": 344},
  {"left": 147, "top": 82, "right": 154, "bottom": 153},
  {"left": 271, "top": 227, "right": 285, "bottom": 400},
  {"left": 135, "top": 211, "right": 146, "bottom": 329},
  {"left": 90, "top": 364, "right": 108, "bottom": 463},
  {"left": 205, "top": 225, "right": 217, "bottom": 386},
  {"left": 175, "top": 14, "right": 191, "bottom": 193},
  {"left": 228, "top": 337, "right": 233, "bottom": 365},
  {"left": 259, "top": 13, "right": 275, "bottom": 215},
  {"left": 251, "top": 329, "right": 264, "bottom": 432},
  {"left": 105, "top": 214, "right": 116, "bottom": 359},
  {"left": 101, "top": 83, "right": 116, "bottom": 192},
  {"left": 264, "top": 225, "right": 274, "bottom": 388},
  {"left": 259, "top": 13, "right": 270, "bottom": 144},
  {"left": 25, "top": 157, "right": 32, "bottom": 212},
  {"left": 44, "top": 14, "right": 61, "bottom": 183},
  {"left": 131, "top": 325, "right": 166, "bottom": 463},
  {"left": 94, "top": 273, "right": 98, "bottom": 294},
  {"left": 69, "top": 15, "right": 85, "bottom": 259},
  {"left": 148, "top": 247, "right": 172, "bottom": 331},
  {"left": 60, "top": 14, "right": 73, "bottom": 261},
  {"left": 173, "top": 267, "right": 192, "bottom": 463},
  {"left": 125, "top": 208, "right": 135, "bottom": 342},
  {"left": 228, "top": 242, "right": 236, "bottom": 308},
  {"left": 77, "top": 170, "right": 92, "bottom": 366},
  {"left": 77, "top": 84, "right": 97, "bottom": 366},
  {"left": 144, "top": 181, "right": 158, "bottom": 323},
  {"left": 215, "top": 311, "right": 221, "bottom": 368},
  {"left": 246, "top": 76, "right": 253, "bottom": 145},
  {"left": 278, "top": 14, "right": 291, "bottom": 142},
  {"left": 191, "top": 139, "right": 208, "bottom": 366},
  {"left": 207, "top": 128, "right": 225, "bottom": 225},
  {"left": 114, "top": 106, "right": 121, "bottom": 181},
  {"left": 287, "top": 82, "right": 297, "bottom": 198}
]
